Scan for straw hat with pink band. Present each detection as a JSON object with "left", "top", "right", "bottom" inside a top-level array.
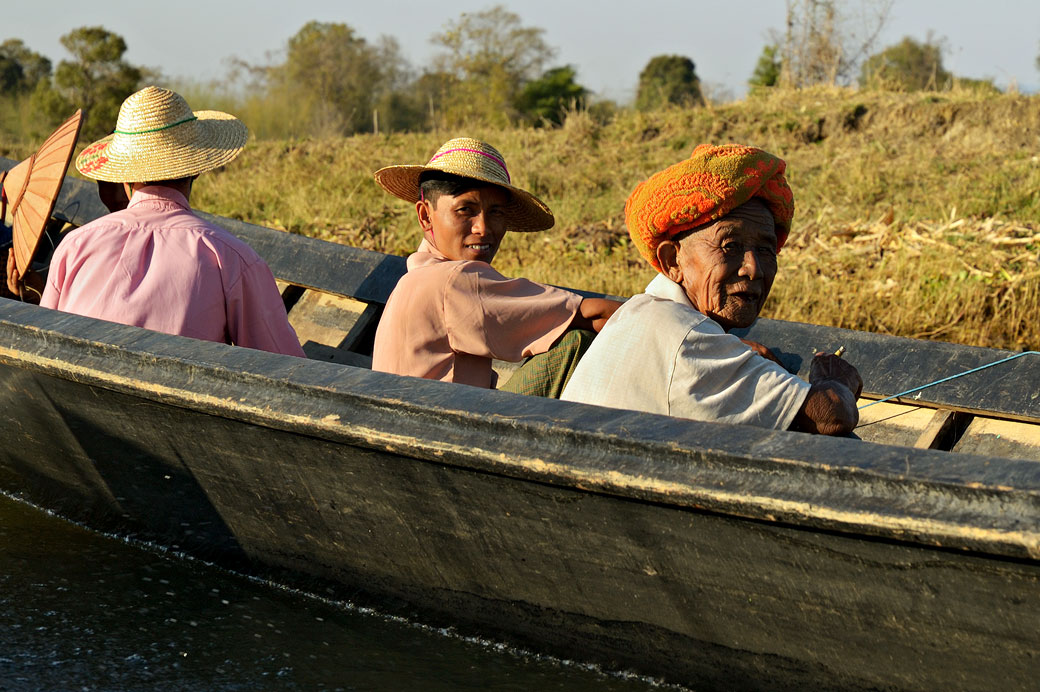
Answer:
[
  {"left": 75, "top": 86, "right": 248, "bottom": 183},
  {"left": 1, "top": 109, "right": 83, "bottom": 278},
  {"left": 373, "top": 137, "right": 555, "bottom": 232}
]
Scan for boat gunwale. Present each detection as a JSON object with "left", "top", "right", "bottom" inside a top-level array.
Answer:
[{"left": 1, "top": 299, "right": 1039, "bottom": 562}]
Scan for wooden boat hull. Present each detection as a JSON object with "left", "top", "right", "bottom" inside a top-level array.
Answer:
[
  {"left": 1, "top": 156, "right": 1038, "bottom": 690},
  {"left": 1, "top": 302, "right": 1038, "bottom": 691}
]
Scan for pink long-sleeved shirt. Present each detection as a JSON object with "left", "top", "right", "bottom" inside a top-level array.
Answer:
[{"left": 41, "top": 186, "right": 305, "bottom": 357}]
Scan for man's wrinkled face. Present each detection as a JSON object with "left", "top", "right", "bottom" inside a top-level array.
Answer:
[
  {"left": 417, "top": 186, "right": 510, "bottom": 263},
  {"left": 659, "top": 199, "right": 778, "bottom": 331}
]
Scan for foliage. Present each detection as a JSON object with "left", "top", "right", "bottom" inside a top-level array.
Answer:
[
  {"left": 860, "top": 36, "right": 950, "bottom": 90},
  {"left": 953, "top": 76, "right": 1001, "bottom": 95},
  {"left": 430, "top": 5, "right": 555, "bottom": 125},
  {"left": 0, "top": 56, "right": 20, "bottom": 93},
  {"left": 635, "top": 55, "right": 704, "bottom": 111},
  {"left": 779, "top": 0, "right": 892, "bottom": 87},
  {"left": 265, "top": 22, "right": 393, "bottom": 137},
  {"left": 515, "top": 66, "right": 588, "bottom": 126},
  {"left": 0, "top": 39, "right": 51, "bottom": 93},
  {"left": 38, "top": 27, "right": 142, "bottom": 139},
  {"left": 749, "top": 45, "right": 782, "bottom": 88}
]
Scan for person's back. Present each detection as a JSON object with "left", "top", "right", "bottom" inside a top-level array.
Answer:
[
  {"left": 36, "top": 86, "right": 305, "bottom": 357},
  {"left": 43, "top": 186, "right": 298, "bottom": 352}
]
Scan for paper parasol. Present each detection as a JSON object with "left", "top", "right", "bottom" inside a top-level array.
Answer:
[{"left": 1, "top": 110, "right": 83, "bottom": 275}]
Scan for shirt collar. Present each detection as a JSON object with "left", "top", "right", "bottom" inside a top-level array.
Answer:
[
  {"left": 127, "top": 185, "right": 191, "bottom": 210},
  {"left": 406, "top": 237, "right": 452, "bottom": 271},
  {"left": 645, "top": 273, "right": 695, "bottom": 308}
]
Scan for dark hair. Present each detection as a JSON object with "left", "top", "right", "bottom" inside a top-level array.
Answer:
[
  {"left": 418, "top": 171, "right": 498, "bottom": 207},
  {"left": 143, "top": 175, "right": 198, "bottom": 187}
]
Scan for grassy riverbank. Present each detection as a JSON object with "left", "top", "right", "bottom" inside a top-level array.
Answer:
[{"left": 9, "top": 87, "right": 1040, "bottom": 350}]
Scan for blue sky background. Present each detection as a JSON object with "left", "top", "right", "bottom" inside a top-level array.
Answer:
[{"left": 6, "top": 1, "right": 1039, "bottom": 101}]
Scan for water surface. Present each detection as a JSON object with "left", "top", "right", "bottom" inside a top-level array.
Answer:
[{"left": 0, "top": 493, "right": 673, "bottom": 691}]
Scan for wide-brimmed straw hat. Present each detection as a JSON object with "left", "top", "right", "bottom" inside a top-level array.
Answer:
[
  {"left": 1, "top": 109, "right": 83, "bottom": 275},
  {"left": 75, "top": 86, "right": 248, "bottom": 183},
  {"left": 373, "top": 137, "right": 554, "bottom": 232}
]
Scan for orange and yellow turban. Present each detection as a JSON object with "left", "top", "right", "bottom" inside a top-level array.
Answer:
[{"left": 625, "top": 143, "right": 795, "bottom": 271}]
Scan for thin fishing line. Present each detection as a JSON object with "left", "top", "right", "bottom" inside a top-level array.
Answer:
[{"left": 859, "top": 351, "right": 1039, "bottom": 409}]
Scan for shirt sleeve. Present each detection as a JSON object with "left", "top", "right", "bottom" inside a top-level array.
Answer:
[
  {"left": 669, "top": 323, "right": 810, "bottom": 430},
  {"left": 443, "top": 263, "right": 583, "bottom": 362},
  {"left": 225, "top": 257, "right": 307, "bottom": 358},
  {"left": 39, "top": 245, "right": 67, "bottom": 310}
]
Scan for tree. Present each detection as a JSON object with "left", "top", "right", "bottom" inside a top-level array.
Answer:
[
  {"left": 859, "top": 36, "right": 950, "bottom": 91},
  {"left": 430, "top": 5, "right": 555, "bottom": 124},
  {"left": 749, "top": 44, "right": 782, "bottom": 88},
  {"left": 635, "top": 55, "right": 704, "bottom": 111},
  {"left": 39, "top": 27, "right": 141, "bottom": 138},
  {"left": 264, "top": 22, "right": 414, "bottom": 136},
  {"left": 0, "top": 55, "right": 21, "bottom": 93},
  {"left": 268, "top": 22, "right": 381, "bottom": 136},
  {"left": 779, "top": 0, "right": 892, "bottom": 87},
  {"left": 0, "top": 39, "right": 52, "bottom": 93},
  {"left": 515, "top": 66, "right": 588, "bottom": 126}
]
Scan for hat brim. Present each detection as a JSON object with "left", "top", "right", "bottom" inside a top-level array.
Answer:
[
  {"left": 2, "top": 109, "right": 83, "bottom": 275},
  {"left": 374, "top": 164, "right": 554, "bottom": 233},
  {"left": 75, "top": 110, "right": 247, "bottom": 183}
]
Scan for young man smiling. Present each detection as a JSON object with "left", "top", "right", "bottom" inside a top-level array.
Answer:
[{"left": 371, "top": 138, "right": 619, "bottom": 392}]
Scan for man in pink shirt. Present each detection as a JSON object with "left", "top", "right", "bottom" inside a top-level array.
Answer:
[
  {"left": 38, "top": 86, "right": 304, "bottom": 357},
  {"left": 371, "top": 137, "right": 620, "bottom": 393}
]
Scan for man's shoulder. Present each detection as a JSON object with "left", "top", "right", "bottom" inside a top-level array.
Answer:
[
  {"left": 399, "top": 257, "right": 500, "bottom": 291},
  {"left": 189, "top": 216, "right": 261, "bottom": 259},
  {"left": 54, "top": 209, "right": 134, "bottom": 250},
  {"left": 409, "top": 258, "right": 508, "bottom": 280},
  {"left": 150, "top": 207, "right": 263, "bottom": 264},
  {"left": 616, "top": 291, "right": 711, "bottom": 334}
]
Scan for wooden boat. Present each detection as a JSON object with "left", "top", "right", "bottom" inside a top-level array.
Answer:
[{"left": 1, "top": 157, "right": 1038, "bottom": 691}]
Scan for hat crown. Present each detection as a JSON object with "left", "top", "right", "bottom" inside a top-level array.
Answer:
[
  {"left": 427, "top": 137, "right": 511, "bottom": 185},
  {"left": 114, "top": 86, "right": 195, "bottom": 135}
]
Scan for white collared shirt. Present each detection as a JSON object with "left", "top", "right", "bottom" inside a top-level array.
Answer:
[{"left": 561, "top": 274, "right": 810, "bottom": 429}]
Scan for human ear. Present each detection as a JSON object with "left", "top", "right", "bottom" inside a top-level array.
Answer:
[
  {"left": 656, "top": 240, "right": 683, "bottom": 284},
  {"left": 415, "top": 199, "right": 433, "bottom": 232}
]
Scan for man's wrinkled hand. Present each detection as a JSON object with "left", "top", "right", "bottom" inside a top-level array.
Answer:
[{"left": 809, "top": 353, "right": 863, "bottom": 398}]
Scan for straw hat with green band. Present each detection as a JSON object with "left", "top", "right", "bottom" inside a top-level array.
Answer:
[
  {"left": 373, "top": 137, "right": 555, "bottom": 232},
  {"left": 75, "top": 86, "right": 248, "bottom": 183}
]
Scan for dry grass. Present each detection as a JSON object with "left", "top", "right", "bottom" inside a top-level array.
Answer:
[
  {"left": 772, "top": 215, "right": 1040, "bottom": 349},
  {"left": 10, "top": 86, "right": 1039, "bottom": 350}
]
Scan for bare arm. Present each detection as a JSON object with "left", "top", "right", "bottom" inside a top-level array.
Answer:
[
  {"left": 790, "top": 354, "right": 863, "bottom": 436},
  {"left": 569, "top": 297, "right": 623, "bottom": 333}
]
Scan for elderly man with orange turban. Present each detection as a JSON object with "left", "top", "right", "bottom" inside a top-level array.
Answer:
[{"left": 562, "top": 144, "right": 862, "bottom": 435}]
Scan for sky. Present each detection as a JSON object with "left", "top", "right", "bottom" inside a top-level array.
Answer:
[{"left": 5, "top": 1, "right": 1040, "bottom": 102}]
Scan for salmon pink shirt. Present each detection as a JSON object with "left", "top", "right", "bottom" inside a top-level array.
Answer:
[
  {"left": 41, "top": 186, "right": 305, "bottom": 357},
  {"left": 372, "top": 238, "right": 582, "bottom": 388}
]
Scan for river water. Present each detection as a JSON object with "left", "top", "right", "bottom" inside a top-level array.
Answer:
[{"left": 0, "top": 492, "right": 675, "bottom": 692}]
